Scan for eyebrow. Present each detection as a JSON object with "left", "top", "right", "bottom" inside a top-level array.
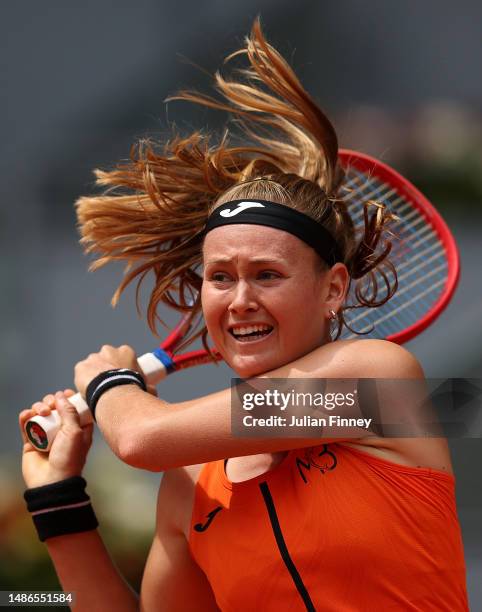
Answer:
[{"left": 204, "top": 257, "right": 285, "bottom": 265}]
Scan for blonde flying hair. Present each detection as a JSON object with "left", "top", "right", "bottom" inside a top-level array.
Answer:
[{"left": 76, "top": 18, "right": 397, "bottom": 353}]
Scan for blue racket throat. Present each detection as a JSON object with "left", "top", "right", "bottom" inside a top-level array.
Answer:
[{"left": 152, "top": 348, "right": 176, "bottom": 374}]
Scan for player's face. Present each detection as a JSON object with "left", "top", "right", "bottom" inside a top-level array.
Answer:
[{"left": 202, "top": 225, "right": 337, "bottom": 378}]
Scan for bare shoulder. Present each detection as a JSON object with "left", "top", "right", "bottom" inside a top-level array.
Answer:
[
  {"left": 322, "top": 341, "right": 453, "bottom": 474},
  {"left": 320, "top": 338, "right": 424, "bottom": 378},
  {"left": 158, "top": 463, "right": 205, "bottom": 538}
]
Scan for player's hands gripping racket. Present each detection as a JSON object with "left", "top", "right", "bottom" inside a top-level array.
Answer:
[{"left": 25, "top": 149, "right": 460, "bottom": 452}]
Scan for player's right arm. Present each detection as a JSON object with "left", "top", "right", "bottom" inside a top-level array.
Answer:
[
  {"left": 140, "top": 467, "right": 220, "bottom": 611},
  {"left": 19, "top": 394, "right": 218, "bottom": 611},
  {"left": 18, "top": 392, "right": 139, "bottom": 612}
]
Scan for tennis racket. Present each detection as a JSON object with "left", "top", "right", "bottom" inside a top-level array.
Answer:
[
  {"left": 338, "top": 150, "right": 459, "bottom": 343},
  {"left": 25, "top": 149, "right": 460, "bottom": 451}
]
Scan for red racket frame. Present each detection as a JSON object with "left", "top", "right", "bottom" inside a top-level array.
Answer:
[
  {"left": 338, "top": 149, "right": 460, "bottom": 344},
  {"left": 154, "top": 150, "right": 461, "bottom": 369}
]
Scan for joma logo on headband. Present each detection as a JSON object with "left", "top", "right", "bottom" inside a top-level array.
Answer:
[{"left": 219, "top": 202, "right": 265, "bottom": 217}]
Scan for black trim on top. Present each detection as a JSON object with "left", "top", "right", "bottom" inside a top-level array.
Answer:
[{"left": 259, "top": 481, "right": 316, "bottom": 612}]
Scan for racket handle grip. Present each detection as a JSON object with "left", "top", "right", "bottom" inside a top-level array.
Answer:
[{"left": 24, "top": 352, "right": 168, "bottom": 453}]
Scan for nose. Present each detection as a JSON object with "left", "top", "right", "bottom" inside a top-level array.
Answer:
[{"left": 228, "top": 280, "right": 259, "bottom": 314}]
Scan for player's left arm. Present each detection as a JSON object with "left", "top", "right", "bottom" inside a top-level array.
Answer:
[{"left": 86, "top": 339, "right": 426, "bottom": 471}]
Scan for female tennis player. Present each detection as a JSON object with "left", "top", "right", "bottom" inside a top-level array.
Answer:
[{"left": 19, "top": 20, "right": 468, "bottom": 611}]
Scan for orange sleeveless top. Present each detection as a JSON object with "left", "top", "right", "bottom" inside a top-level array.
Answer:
[{"left": 189, "top": 443, "right": 468, "bottom": 611}]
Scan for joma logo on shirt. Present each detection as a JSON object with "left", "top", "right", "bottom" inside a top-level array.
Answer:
[{"left": 194, "top": 506, "right": 223, "bottom": 532}]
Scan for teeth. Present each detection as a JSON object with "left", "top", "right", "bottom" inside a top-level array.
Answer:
[{"left": 232, "top": 324, "right": 272, "bottom": 336}]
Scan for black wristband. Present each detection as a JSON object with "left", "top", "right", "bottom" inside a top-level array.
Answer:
[
  {"left": 86, "top": 368, "right": 147, "bottom": 420},
  {"left": 24, "top": 476, "right": 98, "bottom": 542}
]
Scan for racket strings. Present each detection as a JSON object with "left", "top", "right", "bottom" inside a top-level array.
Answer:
[
  {"left": 160, "top": 157, "right": 453, "bottom": 371},
  {"left": 339, "top": 167, "right": 448, "bottom": 340}
]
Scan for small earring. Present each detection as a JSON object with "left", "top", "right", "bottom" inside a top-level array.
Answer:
[{"left": 329, "top": 309, "right": 337, "bottom": 320}]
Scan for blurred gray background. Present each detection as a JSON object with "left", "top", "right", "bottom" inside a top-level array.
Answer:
[{"left": 1, "top": 0, "right": 481, "bottom": 607}]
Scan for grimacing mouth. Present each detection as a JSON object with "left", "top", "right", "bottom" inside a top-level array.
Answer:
[{"left": 228, "top": 323, "right": 274, "bottom": 339}]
